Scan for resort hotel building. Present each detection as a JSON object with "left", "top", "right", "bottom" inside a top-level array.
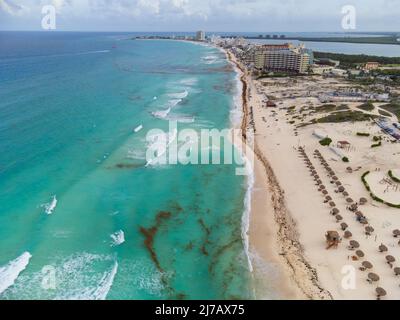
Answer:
[
  {"left": 254, "top": 43, "right": 312, "bottom": 74},
  {"left": 196, "top": 31, "right": 206, "bottom": 41}
]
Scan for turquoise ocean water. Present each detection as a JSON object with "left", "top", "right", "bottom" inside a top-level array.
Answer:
[{"left": 0, "top": 32, "right": 253, "bottom": 299}]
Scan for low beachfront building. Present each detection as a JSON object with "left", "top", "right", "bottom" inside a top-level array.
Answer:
[
  {"left": 312, "top": 65, "right": 334, "bottom": 75},
  {"left": 364, "top": 62, "right": 380, "bottom": 71},
  {"left": 331, "top": 69, "right": 348, "bottom": 77}
]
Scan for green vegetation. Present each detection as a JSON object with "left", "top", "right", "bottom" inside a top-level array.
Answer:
[
  {"left": 313, "top": 104, "right": 349, "bottom": 114},
  {"left": 258, "top": 72, "right": 303, "bottom": 79},
  {"left": 319, "top": 137, "right": 332, "bottom": 146},
  {"left": 357, "top": 101, "right": 375, "bottom": 112},
  {"left": 303, "top": 36, "right": 400, "bottom": 45},
  {"left": 342, "top": 157, "right": 349, "bottom": 163},
  {"left": 316, "top": 104, "right": 337, "bottom": 113},
  {"left": 357, "top": 132, "right": 370, "bottom": 137},
  {"left": 376, "top": 69, "right": 400, "bottom": 77},
  {"left": 361, "top": 171, "right": 400, "bottom": 209},
  {"left": 314, "top": 52, "right": 400, "bottom": 68},
  {"left": 379, "top": 109, "right": 393, "bottom": 117},
  {"left": 380, "top": 102, "right": 400, "bottom": 119},
  {"left": 388, "top": 170, "right": 400, "bottom": 183},
  {"left": 371, "top": 141, "right": 382, "bottom": 148},
  {"left": 315, "top": 110, "right": 377, "bottom": 124}
]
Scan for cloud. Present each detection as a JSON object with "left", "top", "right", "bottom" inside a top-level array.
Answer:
[
  {"left": 0, "top": 0, "right": 27, "bottom": 16},
  {"left": 0, "top": 0, "right": 399, "bottom": 31}
]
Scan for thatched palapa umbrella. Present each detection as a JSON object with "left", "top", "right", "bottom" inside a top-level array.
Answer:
[
  {"left": 368, "top": 273, "right": 380, "bottom": 283},
  {"left": 349, "top": 240, "right": 360, "bottom": 249},
  {"left": 331, "top": 208, "right": 340, "bottom": 215},
  {"left": 393, "top": 229, "right": 400, "bottom": 238},
  {"left": 350, "top": 204, "right": 358, "bottom": 211},
  {"left": 359, "top": 197, "right": 368, "bottom": 205},
  {"left": 379, "top": 244, "right": 388, "bottom": 253},
  {"left": 329, "top": 201, "right": 336, "bottom": 208},
  {"left": 341, "top": 222, "right": 348, "bottom": 231},
  {"left": 394, "top": 267, "right": 400, "bottom": 276},
  {"left": 376, "top": 287, "right": 387, "bottom": 300},
  {"left": 365, "top": 226, "right": 374, "bottom": 235},
  {"left": 343, "top": 191, "right": 349, "bottom": 197},
  {"left": 362, "top": 261, "right": 373, "bottom": 270},
  {"left": 346, "top": 198, "right": 354, "bottom": 203},
  {"left": 322, "top": 190, "right": 328, "bottom": 195},
  {"left": 344, "top": 230, "right": 352, "bottom": 239},
  {"left": 336, "top": 215, "right": 343, "bottom": 222},
  {"left": 338, "top": 186, "right": 345, "bottom": 193},
  {"left": 356, "top": 250, "right": 364, "bottom": 258},
  {"left": 355, "top": 211, "right": 364, "bottom": 218},
  {"left": 386, "top": 255, "right": 396, "bottom": 264}
]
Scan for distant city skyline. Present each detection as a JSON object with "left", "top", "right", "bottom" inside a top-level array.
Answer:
[{"left": 0, "top": 0, "right": 399, "bottom": 32}]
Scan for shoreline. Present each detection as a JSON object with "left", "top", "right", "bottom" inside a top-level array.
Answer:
[{"left": 225, "top": 49, "right": 333, "bottom": 300}]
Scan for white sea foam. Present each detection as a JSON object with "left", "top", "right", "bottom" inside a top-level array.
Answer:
[
  {"left": 151, "top": 98, "right": 183, "bottom": 120},
  {"left": 58, "top": 261, "right": 118, "bottom": 300},
  {"left": 88, "top": 261, "right": 118, "bottom": 300},
  {"left": 167, "top": 114, "right": 195, "bottom": 123},
  {"left": 167, "top": 90, "right": 188, "bottom": 99},
  {"left": 41, "top": 195, "right": 57, "bottom": 215},
  {"left": 145, "top": 129, "right": 177, "bottom": 167},
  {"left": 241, "top": 147, "right": 255, "bottom": 273},
  {"left": 52, "top": 253, "right": 117, "bottom": 300},
  {"left": 152, "top": 107, "right": 171, "bottom": 119},
  {"left": 0, "top": 252, "right": 32, "bottom": 295},
  {"left": 179, "top": 77, "right": 198, "bottom": 87},
  {"left": 168, "top": 99, "right": 182, "bottom": 108},
  {"left": 110, "top": 230, "right": 125, "bottom": 247},
  {"left": 127, "top": 149, "right": 146, "bottom": 160},
  {"left": 225, "top": 48, "right": 255, "bottom": 274},
  {"left": 77, "top": 50, "right": 110, "bottom": 55},
  {"left": 202, "top": 54, "right": 220, "bottom": 64}
]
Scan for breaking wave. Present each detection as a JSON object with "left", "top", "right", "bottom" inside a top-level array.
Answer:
[{"left": 0, "top": 252, "right": 32, "bottom": 295}]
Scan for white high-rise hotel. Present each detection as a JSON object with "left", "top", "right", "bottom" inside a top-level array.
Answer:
[
  {"left": 196, "top": 31, "right": 206, "bottom": 41},
  {"left": 254, "top": 43, "right": 312, "bottom": 74}
]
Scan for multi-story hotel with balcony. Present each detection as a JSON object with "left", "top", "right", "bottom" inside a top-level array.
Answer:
[{"left": 254, "top": 43, "right": 312, "bottom": 74}]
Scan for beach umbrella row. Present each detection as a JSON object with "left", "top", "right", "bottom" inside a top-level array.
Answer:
[{"left": 393, "top": 229, "right": 400, "bottom": 238}]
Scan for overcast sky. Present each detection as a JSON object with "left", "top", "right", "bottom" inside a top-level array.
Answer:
[{"left": 0, "top": 0, "right": 399, "bottom": 32}]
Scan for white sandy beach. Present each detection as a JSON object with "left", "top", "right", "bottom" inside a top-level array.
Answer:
[{"left": 228, "top": 50, "right": 400, "bottom": 300}]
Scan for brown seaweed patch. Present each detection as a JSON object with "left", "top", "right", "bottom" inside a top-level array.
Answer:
[
  {"left": 198, "top": 218, "right": 212, "bottom": 256},
  {"left": 175, "top": 293, "right": 187, "bottom": 300},
  {"left": 207, "top": 65, "right": 234, "bottom": 73},
  {"left": 109, "top": 163, "right": 144, "bottom": 170},
  {"left": 129, "top": 95, "right": 143, "bottom": 101},
  {"left": 139, "top": 211, "right": 172, "bottom": 272},
  {"left": 208, "top": 238, "right": 241, "bottom": 275},
  {"left": 198, "top": 218, "right": 211, "bottom": 236},
  {"left": 184, "top": 241, "right": 194, "bottom": 251},
  {"left": 169, "top": 201, "right": 184, "bottom": 213},
  {"left": 200, "top": 244, "right": 209, "bottom": 256}
]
